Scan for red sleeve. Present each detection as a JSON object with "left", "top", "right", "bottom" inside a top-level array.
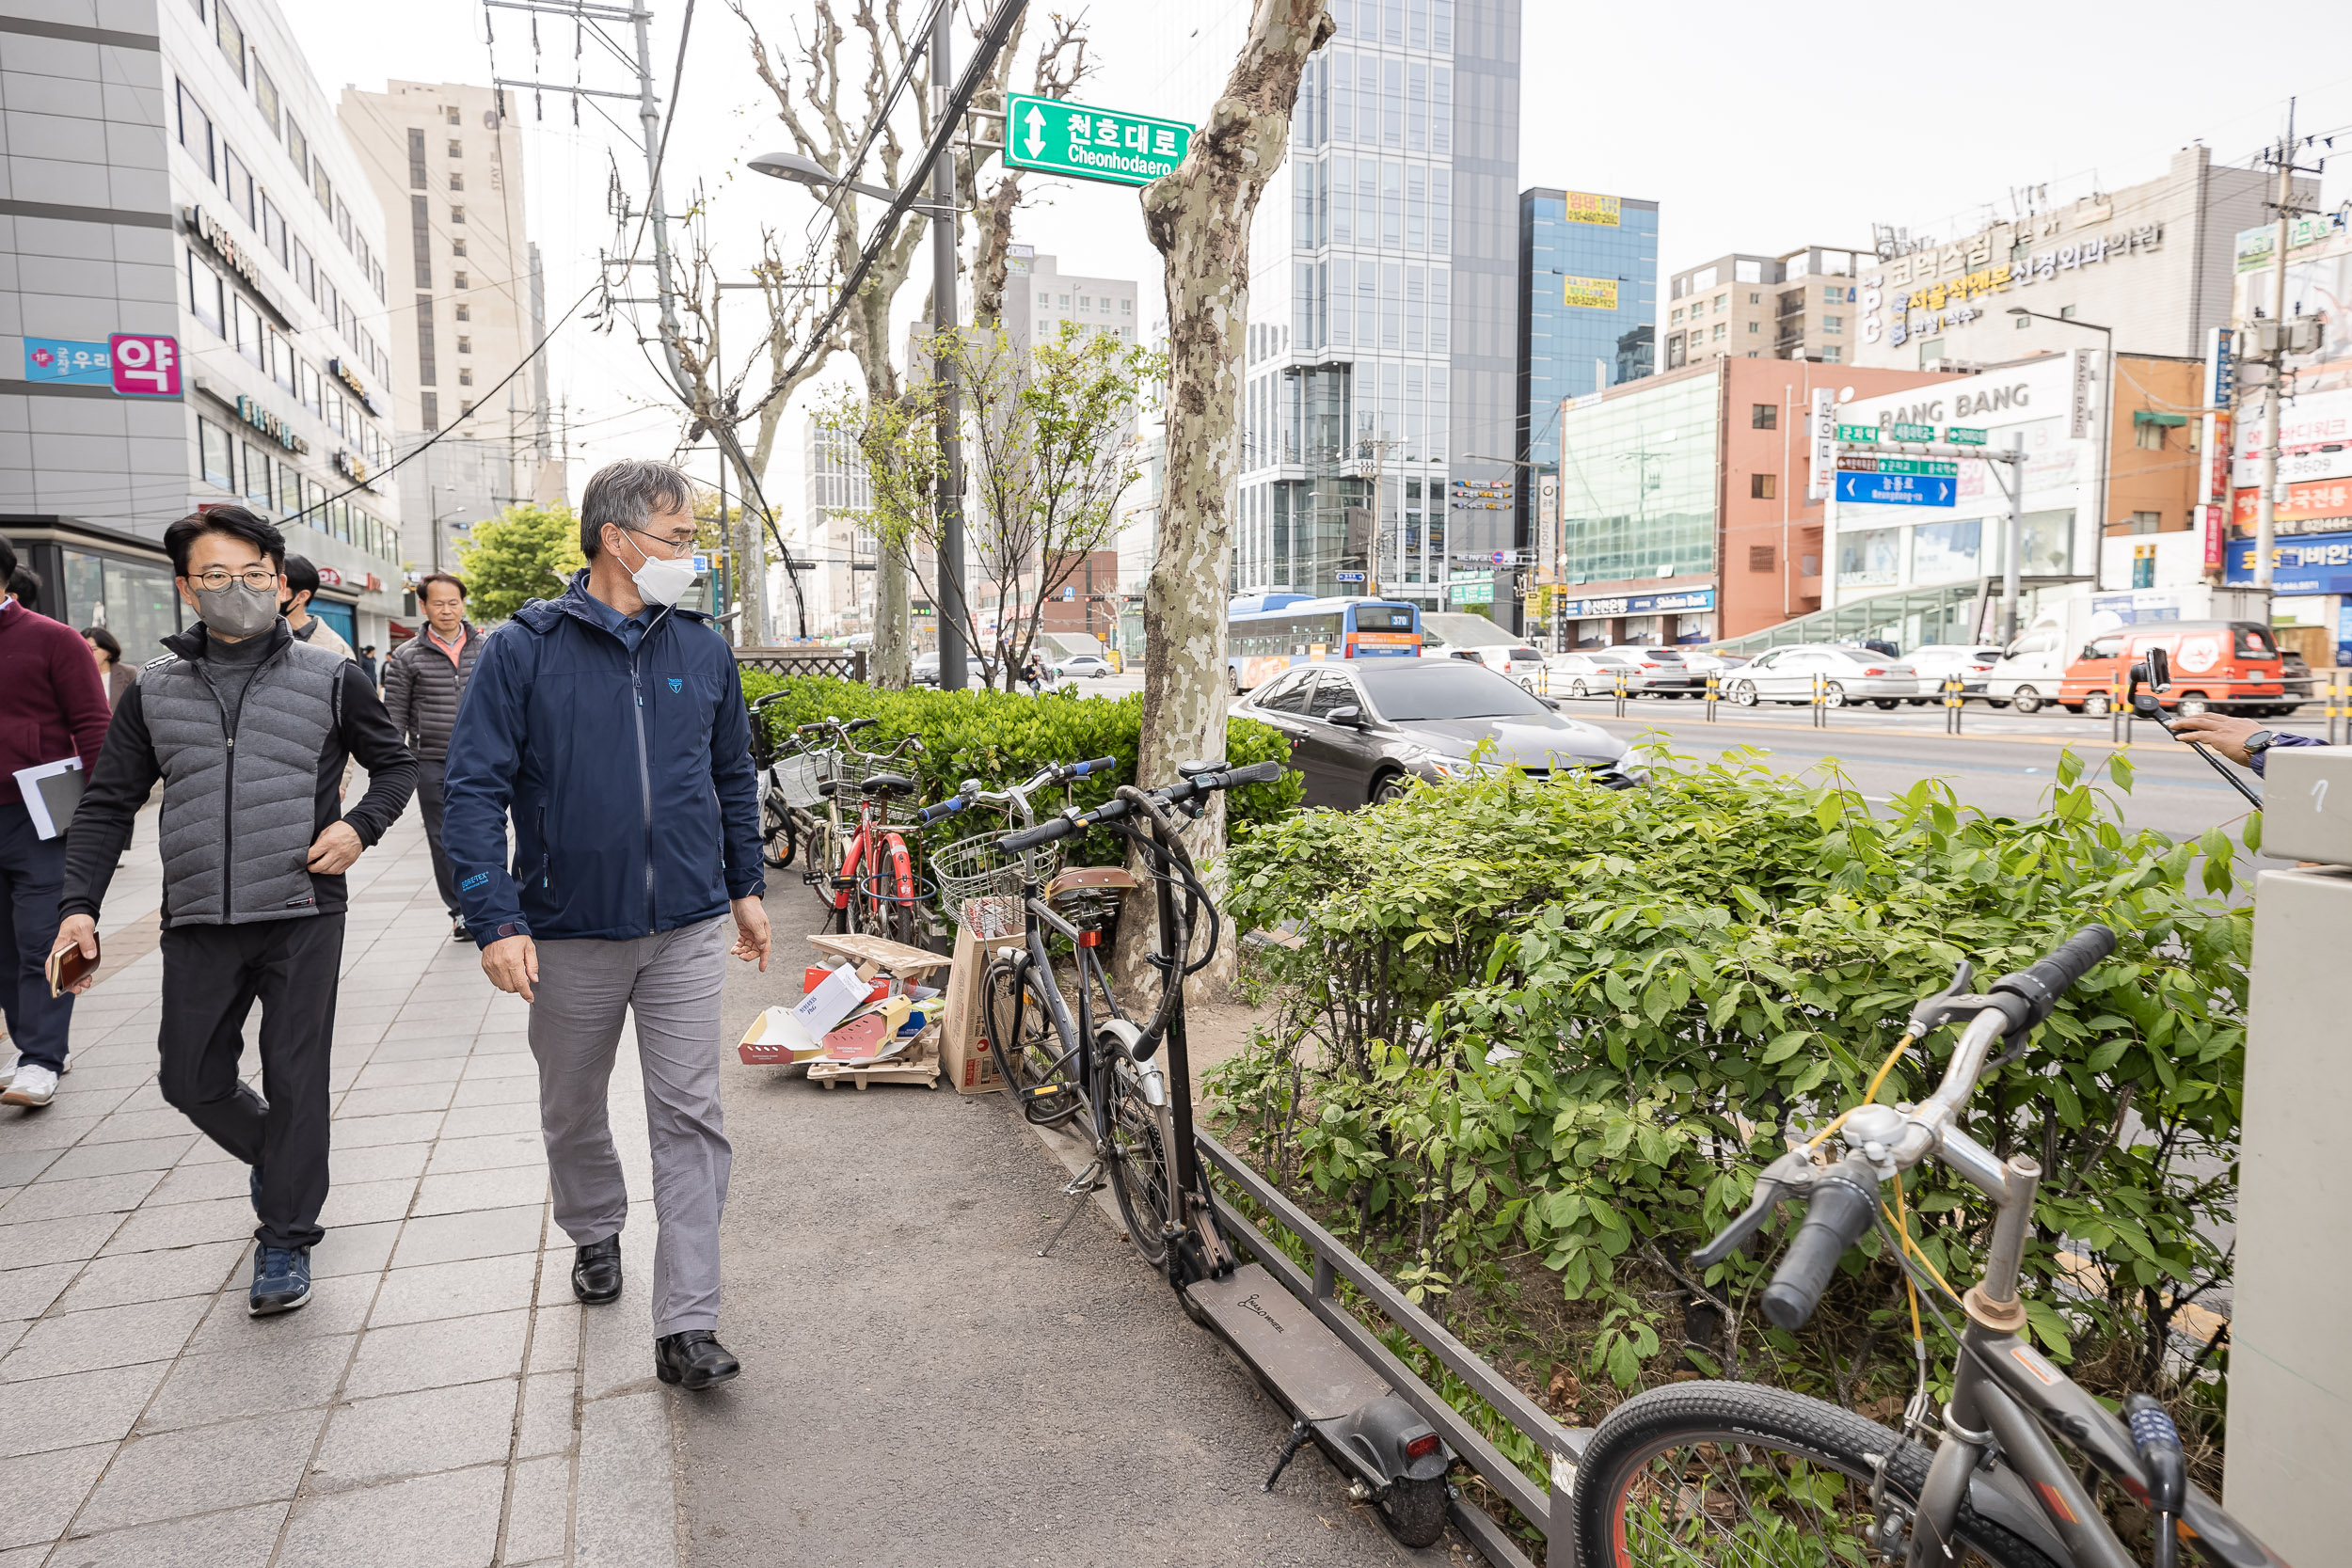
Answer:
[{"left": 48, "top": 622, "right": 114, "bottom": 773}]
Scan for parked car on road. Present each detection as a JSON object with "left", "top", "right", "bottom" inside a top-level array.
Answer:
[
  {"left": 1234, "top": 658, "right": 1635, "bottom": 807},
  {"left": 1545, "top": 650, "right": 1647, "bottom": 698},
  {"left": 1420, "top": 612, "right": 1545, "bottom": 687},
  {"left": 2057, "top": 621, "right": 2297, "bottom": 716},
  {"left": 1724, "top": 644, "right": 1918, "bottom": 708},
  {"left": 1053, "top": 654, "right": 1115, "bottom": 679},
  {"left": 1905, "top": 643, "right": 2005, "bottom": 704},
  {"left": 1676, "top": 649, "right": 1748, "bottom": 675},
  {"left": 912, "top": 652, "right": 941, "bottom": 687},
  {"left": 1599, "top": 646, "right": 1705, "bottom": 696}
]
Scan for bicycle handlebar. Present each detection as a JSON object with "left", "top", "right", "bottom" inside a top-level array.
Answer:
[
  {"left": 1986, "top": 924, "right": 2115, "bottom": 1037},
  {"left": 996, "top": 759, "right": 1280, "bottom": 853},
  {"left": 1759, "top": 1156, "right": 1881, "bottom": 1330}
]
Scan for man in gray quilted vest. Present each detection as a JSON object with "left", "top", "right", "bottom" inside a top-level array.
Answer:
[{"left": 51, "top": 506, "right": 417, "bottom": 1318}]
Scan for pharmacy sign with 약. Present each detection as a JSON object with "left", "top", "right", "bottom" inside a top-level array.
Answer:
[{"left": 1003, "top": 95, "right": 1192, "bottom": 188}]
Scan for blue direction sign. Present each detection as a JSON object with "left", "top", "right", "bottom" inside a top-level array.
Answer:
[{"left": 1836, "top": 470, "right": 1955, "bottom": 508}]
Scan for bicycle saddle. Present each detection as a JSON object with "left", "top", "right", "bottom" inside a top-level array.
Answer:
[
  {"left": 1175, "top": 759, "right": 1226, "bottom": 778},
  {"left": 860, "top": 772, "right": 914, "bottom": 797},
  {"left": 816, "top": 780, "right": 840, "bottom": 799}
]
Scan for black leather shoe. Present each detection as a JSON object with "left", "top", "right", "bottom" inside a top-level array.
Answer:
[
  {"left": 655, "top": 1330, "right": 740, "bottom": 1390},
  {"left": 571, "top": 1236, "right": 622, "bottom": 1305}
]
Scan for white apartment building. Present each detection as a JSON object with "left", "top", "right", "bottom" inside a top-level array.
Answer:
[
  {"left": 340, "top": 80, "right": 558, "bottom": 576},
  {"left": 789, "top": 416, "right": 874, "bottom": 639},
  {"left": 1002, "top": 248, "right": 1139, "bottom": 351},
  {"left": 2, "top": 0, "right": 408, "bottom": 653}
]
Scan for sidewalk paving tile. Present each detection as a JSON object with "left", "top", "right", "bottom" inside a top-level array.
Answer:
[
  {"left": 309, "top": 1378, "right": 520, "bottom": 1490},
  {"left": 0, "top": 1294, "right": 207, "bottom": 1383},
  {"left": 439, "top": 1101, "right": 541, "bottom": 1139},
  {"left": 527, "top": 1302, "right": 580, "bottom": 1373},
  {"left": 141, "top": 1159, "right": 255, "bottom": 1207},
  {"left": 368, "top": 1252, "right": 539, "bottom": 1326},
  {"left": 0, "top": 1441, "right": 113, "bottom": 1549},
  {"left": 53, "top": 1240, "right": 245, "bottom": 1313},
  {"left": 316, "top": 1176, "right": 421, "bottom": 1228},
  {"left": 276, "top": 1463, "right": 506, "bottom": 1568},
  {"left": 138, "top": 1333, "right": 356, "bottom": 1433},
  {"left": 390, "top": 1203, "right": 546, "bottom": 1267},
  {"left": 0, "top": 1362, "right": 169, "bottom": 1459},
  {"left": 333, "top": 1083, "right": 456, "bottom": 1119},
  {"left": 0, "top": 1149, "right": 57, "bottom": 1187},
  {"left": 309, "top": 1217, "right": 404, "bottom": 1280},
  {"left": 576, "top": 1391, "right": 676, "bottom": 1568},
  {"left": 449, "top": 1075, "right": 539, "bottom": 1109},
  {"left": 0, "top": 1262, "right": 75, "bottom": 1322},
  {"left": 184, "top": 1284, "right": 374, "bottom": 1353},
  {"left": 0, "top": 1168, "right": 165, "bottom": 1223},
  {"left": 328, "top": 1140, "right": 434, "bottom": 1186},
  {"left": 330, "top": 1110, "right": 445, "bottom": 1148},
  {"left": 72, "top": 1406, "right": 323, "bottom": 1531},
  {"left": 414, "top": 1164, "right": 547, "bottom": 1216},
  {"left": 42, "top": 1501, "right": 289, "bottom": 1568},
  {"left": 341, "top": 1307, "right": 531, "bottom": 1398},
  {"left": 0, "top": 1212, "right": 121, "bottom": 1269},
  {"left": 516, "top": 1369, "right": 575, "bottom": 1458},
  {"left": 426, "top": 1130, "right": 545, "bottom": 1175},
  {"left": 502, "top": 1452, "right": 573, "bottom": 1561},
  {"left": 99, "top": 1196, "right": 258, "bottom": 1256}
]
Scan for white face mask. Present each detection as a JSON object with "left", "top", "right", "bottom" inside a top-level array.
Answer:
[{"left": 621, "top": 531, "right": 699, "bottom": 608}]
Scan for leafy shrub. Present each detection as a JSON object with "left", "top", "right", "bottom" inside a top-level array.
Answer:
[
  {"left": 739, "top": 674, "right": 1302, "bottom": 864},
  {"left": 1214, "top": 746, "right": 2247, "bottom": 1427}
]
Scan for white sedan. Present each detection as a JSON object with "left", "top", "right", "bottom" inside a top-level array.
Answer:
[
  {"left": 1544, "top": 651, "right": 1650, "bottom": 697},
  {"left": 1052, "top": 654, "right": 1115, "bottom": 679},
  {"left": 1725, "top": 645, "right": 1918, "bottom": 708}
]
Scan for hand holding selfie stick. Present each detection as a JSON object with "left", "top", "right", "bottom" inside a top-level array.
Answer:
[{"left": 2129, "top": 647, "right": 2265, "bottom": 810}]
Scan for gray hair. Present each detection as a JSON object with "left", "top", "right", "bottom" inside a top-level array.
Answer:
[{"left": 579, "top": 459, "right": 693, "bottom": 559}]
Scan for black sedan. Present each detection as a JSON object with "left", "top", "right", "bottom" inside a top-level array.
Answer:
[{"left": 1235, "top": 658, "right": 1638, "bottom": 808}]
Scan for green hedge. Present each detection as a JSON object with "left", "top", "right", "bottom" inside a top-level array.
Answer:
[
  {"left": 739, "top": 673, "right": 1303, "bottom": 864},
  {"left": 1214, "top": 746, "right": 2248, "bottom": 1433}
]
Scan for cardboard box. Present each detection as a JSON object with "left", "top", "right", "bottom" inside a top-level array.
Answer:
[{"left": 939, "top": 920, "right": 1025, "bottom": 1094}]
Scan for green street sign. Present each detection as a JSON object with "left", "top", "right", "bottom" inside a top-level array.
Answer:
[
  {"left": 1888, "top": 421, "right": 1936, "bottom": 442},
  {"left": 1946, "top": 425, "right": 1987, "bottom": 446},
  {"left": 1003, "top": 94, "right": 1193, "bottom": 187},
  {"left": 1836, "top": 424, "right": 1880, "bottom": 443},
  {"left": 1449, "top": 582, "right": 1495, "bottom": 605},
  {"left": 1876, "top": 458, "right": 1959, "bottom": 477}
]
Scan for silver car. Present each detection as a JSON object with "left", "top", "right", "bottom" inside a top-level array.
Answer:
[
  {"left": 1544, "top": 651, "right": 1648, "bottom": 698},
  {"left": 1726, "top": 644, "right": 1919, "bottom": 708}
]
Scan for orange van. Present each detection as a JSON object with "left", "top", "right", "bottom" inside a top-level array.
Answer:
[{"left": 2058, "top": 620, "right": 2297, "bottom": 717}]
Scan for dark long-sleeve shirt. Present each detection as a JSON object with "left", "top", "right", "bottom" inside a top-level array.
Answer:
[
  {"left": 2251, "top": 732, "right": 2325, "bottom": 776},
  {"left": 0, "top": 597, "right": 113, "bottom": 806},
  {"left": 62, "top": 657, "right": 416, "bottom": 924}
]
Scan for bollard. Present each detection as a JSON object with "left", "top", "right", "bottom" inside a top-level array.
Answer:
[
  {"left": 1705, "top": 671, "right": 1720, "bottom": 721},
  {"left": 1812, "top": 672, "right": 1827, "bottom": 728},
  {"left": 2109, "top": 680, "right": 2125, "bottom": 747},
  {"left": 2331, "top": 671, "right": 2344, "bottom": 748},
  {"left": 1613, "top": 669, "right": 1628, "bottom": 719},
  {"left": 1945, "top": 674, "right": 1963, "bottom": 736}
]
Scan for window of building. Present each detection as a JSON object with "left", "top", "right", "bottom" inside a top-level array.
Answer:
[
  {"left": 1120, "top": 297, "right": 1132, "bottom": 315},
  {"left": 222, "top": 145, "right": 253, "bottom": 227},
  {"left": 285, "top": 117, "right": 309, "bottom": 181},
  {"left": 1820, "top": 346, "right": 1843, "bottom": 364},
  {"left": 452, "top": 237, "right": 467, "bottom": 256},
  {"left": 406, "top": 127, "right": 426, "bottom": 188},
  {"left": 1712, "top": 323, "right": 1726, "bottom": 341},
  {"left": 457, "top": 336, "right": 471, "bottom": 354},
  {"left": 1749, "top": 291, "right": 1762, "bottom": 305},
  {"left": 1822, "top": 316, "right": 1842, "bottom": 333},
  {"left": 450, "top": 204, "right": 465, "bottom": 225},
  {"left": 1058, "top": 294, "right": 1070, "bottom": 307},
  {"left": 1823, "top": 286, "right": 1843, "bottom": 303},
  {"left": 253, "top": 61, "right": 278, "bottom": 135},
  {"left": 1714, "top": 293, "right": 1727, "bottom": 312},
  {"left": 1748, "top": 321, "right": 1760, "bottom": 333},
  {"left": 185, "top": 250, "right": 224, "bottom": 336},
  {"left": 2058, "top": 305, "right": 2077, "bottom": 321},
  {"left": 1669, "top": 307, "right": 1683, "bottom": 325},
  {"left": 1751, "top": 473, "right": 1777, "bottom": 499},
  {"left": 421, "top": 390, "right": 439, "bottom": 430},
  {"left": 1037, "top": 291, "right": 1050, "bottom": 308},
  {"left": 176, "top": 82, "right": 214, "bottom": 179},
  {"left": 1077, "top": 294, "right": 1089, "bottom": 311},
  {"left": 1752, "top": 404, "right": 1777, "bottom": 430},
  {"left": 446, "top": 106, "right": 461, "bottom": 125},
  {"left": 311, "top": 161, "right": 330, "bottom": 216},
  {"left": 199, "top": 419, "right": 234, "bottom": 490},
  {"left": 460, "top": 400, "right": 474, "bottom": 417},
  {"left": 1750, "top": 545, "right": 1776, "bottom": 571},
  {"left": 244, "top": 443, "right": 271, "bottom": 508},
  {"left": 454, "top": 303, "right": 469, "bottom": 321},
  {"left": 453, "top": 270, "right": 468, "bottom": 288},
  {"left": 415, "top": 293, "right": 437, "bottom": 386},
  {"left": 214, "top": 0, "right": 245, "bottom": 82},
  {"left": 458, "top": 368, "right": 473, "bottom": 386},
  {"left": 2015, "top": 312, "right": 2032, "bottom": 330},
  {"left": 2130, "top": 511, "right": 2163, "bottom": 533},
  {"left": 448, "top": 137, "right": 464, "bottom": 157},
  {"left": 450, "top": 173, "right": 464, "bottom": 191}
]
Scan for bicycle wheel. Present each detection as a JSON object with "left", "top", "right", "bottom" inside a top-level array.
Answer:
[
  {"left": 760, "top": 795, "right": 796, "bottom": 868},
  {"left": 1105, "top": 1059, "right": 1173, "bottom": 1267},
  {"left": 980, "top": 958, "right": 1080, "bottom": 1127},
  {"left": 1573, "top": 1382, "right": 2059, "bottom": 1568}
]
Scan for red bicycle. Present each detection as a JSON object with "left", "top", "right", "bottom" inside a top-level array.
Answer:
[{"left": 812, "top": 728, "right": 930, "bottom": 945}]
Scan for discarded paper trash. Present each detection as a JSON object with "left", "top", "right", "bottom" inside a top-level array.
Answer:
[{"left": 740, "top": 938, "right": 951, "bottom": 1089}]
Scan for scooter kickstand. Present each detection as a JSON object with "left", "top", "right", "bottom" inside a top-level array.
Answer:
[
  {"left": 1038, "top": 1160, "right": 1104, "bottom": 1259},
  {"left": 1263, "top": 1418, "right": 1313, "bottom": 1493}
]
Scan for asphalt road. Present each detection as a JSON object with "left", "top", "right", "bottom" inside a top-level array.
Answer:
[{"left": 677, "top": 875, "right": 1461, "bottom": 1568}]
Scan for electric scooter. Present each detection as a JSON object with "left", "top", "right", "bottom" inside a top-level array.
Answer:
[{"left": 1000, "top": 762, "right": 1456, "bottom": 1548}]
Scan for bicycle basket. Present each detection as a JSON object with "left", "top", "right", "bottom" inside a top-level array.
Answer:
[
  {"left": 930, "top": 830, "right": 1061, "bottom": 936},
  {"left": 831, "top": 752, "right": 921, "bottom": 825},
  {"left": 770, "top": 749, "right": 834, "bottom": 810}
]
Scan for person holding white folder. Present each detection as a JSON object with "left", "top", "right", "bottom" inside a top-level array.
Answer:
[{"left": 0, "top": 534, "right": 112, "bottom": 1110}]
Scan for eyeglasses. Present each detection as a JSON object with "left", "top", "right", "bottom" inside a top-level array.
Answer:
[
  {"left": 188, "top": 567, "right": 280, "bottom": 593},
  {"left": 621, "top": 526, "right": 699, "bottom": 561}
]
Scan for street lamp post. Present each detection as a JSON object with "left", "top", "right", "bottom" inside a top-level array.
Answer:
[{"left": 2006, "top": 308, "right": 2114, "bottom": 631}]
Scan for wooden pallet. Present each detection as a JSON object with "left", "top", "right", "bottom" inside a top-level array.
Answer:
[{"left": 804, "top": 1022, "right": 941, "bottom": 1090}]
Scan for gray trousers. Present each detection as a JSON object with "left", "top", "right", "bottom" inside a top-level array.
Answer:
[{"left": 528, "top": 918, "right": 731, "bottom": 1337}]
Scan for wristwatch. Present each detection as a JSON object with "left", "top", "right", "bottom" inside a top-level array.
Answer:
[{"left": 2243, "top": 730, "right": 2276, "bottom": 758}]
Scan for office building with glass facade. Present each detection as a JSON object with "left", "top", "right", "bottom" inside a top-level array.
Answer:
[{"left": 1231, "top": 0, "right": 1521, "bottom": 613}]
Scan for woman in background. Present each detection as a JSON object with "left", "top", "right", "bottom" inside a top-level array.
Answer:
[{"left": 82, "top": 626, "right": 133, "bottom": 710}]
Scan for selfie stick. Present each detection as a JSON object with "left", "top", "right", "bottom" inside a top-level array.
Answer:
[{"left": 2130, "top": 654, "right": 2264, "bottom": 810}]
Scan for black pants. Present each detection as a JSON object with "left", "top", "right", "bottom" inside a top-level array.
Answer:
[
  {"left": 158, "top": 914, "right": 344, "bottom": 1250},
  {"left": 416, "top": 756, "right": 460, "bottom": 920},
  {"left": 0, "top": 801, "right": 73, "bottom": 1072}
]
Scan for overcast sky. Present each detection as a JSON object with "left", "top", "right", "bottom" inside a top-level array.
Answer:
[{"left": 285, "top": 0, "right": 2352, "bottom": 508}]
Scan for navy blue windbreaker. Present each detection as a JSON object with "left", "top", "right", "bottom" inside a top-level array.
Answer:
[{"left": 441, "top": 572, "right": 763, "bottom": 943}]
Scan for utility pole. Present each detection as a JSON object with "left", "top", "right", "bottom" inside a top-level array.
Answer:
[
  {"left": 2002, "top": 429, "right": 2025, "bottom": 643},
  {"left": 931, "top": 5, "right": 971, "bottom": 691},
  {"left": 2253, "top": 99, "right": 2325, "bottom": 592}
]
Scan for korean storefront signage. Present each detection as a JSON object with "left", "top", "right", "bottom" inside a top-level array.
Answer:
[
  {"left": 328, "top": 357, "right": 383, "bottom": 418},
  {"left": 1860, "top": 223, "right": 2164, "bottom": 348},
  {"left": 2070, "top": 348, "right": 2093, "bottom": 440},
  {"left": 1554, "top": 588, "right": 1716, "bottom": 619},
  {"left": 235, "top": 392, "right": 310, "bottom": 453},
  {"left": 2224, "top": 528, "right": 2352, "bottom": 593},
  {"left": 1562, "top": 276, "right": 1618, "bottom": 309},
  {"left": 1002, "top": 94, "right": 1193, "bottom": 187},
  {"left": 1562, "top": 192, "right": 1620, "bottom": 227},
  {"left": 1807, "top": 388, "right": 1836, "bottom": 501},
  {"left": 21, "top": 335, "right": 180, "bottom": 397},
  {"left": 1449, "top": 479, "right": 1513, "bottom": 511},
  {"left": 184, "top": 207, "right": 286, "bottom": 325}
]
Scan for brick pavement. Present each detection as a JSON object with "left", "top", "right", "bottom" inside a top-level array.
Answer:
[{"left": 0, "top": 804, "right": 682, "bottom": 1568}]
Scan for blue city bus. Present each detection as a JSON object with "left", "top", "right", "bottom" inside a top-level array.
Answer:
[{"left": 1226, "top": 594, "right": 1423, "bottom": 693}]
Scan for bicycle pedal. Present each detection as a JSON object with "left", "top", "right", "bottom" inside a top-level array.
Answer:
[{"left": 1019, "top": 1083, "right": 1068, "bottom": 1105}]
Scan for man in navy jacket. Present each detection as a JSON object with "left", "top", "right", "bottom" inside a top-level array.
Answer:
[{"left": 442, "top": 459, "right": 770, "bottom": 1390}]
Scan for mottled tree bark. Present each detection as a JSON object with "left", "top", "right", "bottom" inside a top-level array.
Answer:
[{"left": 1120, "top": 0, "right": 1331, "bottom": 990}]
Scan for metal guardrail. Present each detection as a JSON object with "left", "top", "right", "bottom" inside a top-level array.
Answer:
[
  {"left": 734, "top": 645, "right": 869, "bottom": 683},
  {"left": 1199, "top": 1131, "right": 1588, "bottom": 1568}
]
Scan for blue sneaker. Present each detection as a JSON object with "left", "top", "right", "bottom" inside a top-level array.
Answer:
[{"left": 248, "top": 1244, "right": 311, "bottom": 1317}]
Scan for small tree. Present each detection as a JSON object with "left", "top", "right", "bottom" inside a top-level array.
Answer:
[
  {"left": 821, "top": 322, "right": 1158, "bottom": 688},
  {"left": 455, "top": 502, "right": 584, "bottom": 623}
]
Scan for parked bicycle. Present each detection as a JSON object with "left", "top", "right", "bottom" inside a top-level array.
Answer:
[
  {"left": 1572, "top": 925, "right": 2284, "bottom": 1568},
  {"left": 750, "top": 697, "right": 835, "bottom": 869},
  {"left": 807, "top": 721, "right": 930, "bottom": 944}
]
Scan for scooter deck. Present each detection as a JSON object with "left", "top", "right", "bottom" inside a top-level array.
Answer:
[{"left": 1184, "top": 1263, "right": 1390, "bottom": 1421}]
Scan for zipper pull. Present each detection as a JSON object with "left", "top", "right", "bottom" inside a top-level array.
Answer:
[{"left": 226, "top": 736, "right": 235, "bottom": 750}]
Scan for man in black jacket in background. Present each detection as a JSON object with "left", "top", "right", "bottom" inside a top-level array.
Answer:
[
  {"left": 382, "top": 572, "right": 484, "bottom": 942},
  {"left": 50, "top": 505, "right": 415, "bottom": 1318}
]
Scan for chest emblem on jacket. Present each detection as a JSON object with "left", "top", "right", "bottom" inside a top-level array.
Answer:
[{"left": 668, "top": 677, "right": 682, "bottom": 693}]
